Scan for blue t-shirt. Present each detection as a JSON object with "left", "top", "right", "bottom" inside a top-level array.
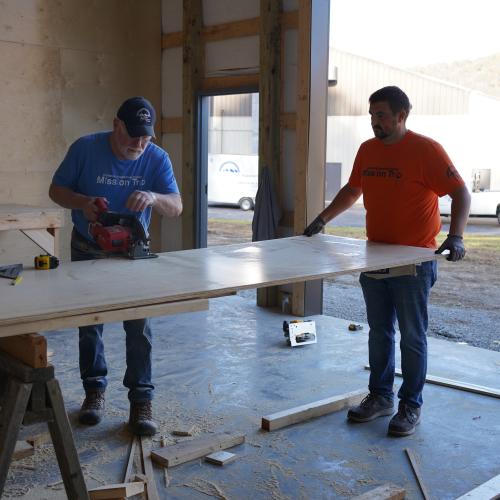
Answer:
[{"left": 52, "top": 132, "right": 179, "bottom": 241}]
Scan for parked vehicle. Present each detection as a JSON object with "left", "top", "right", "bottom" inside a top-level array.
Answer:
[
  {"left": 207, "top": 154, "right": 258, "bottom": 210},
  {"left": 439, "top": 189, "right": 500, "bottom": 224}
]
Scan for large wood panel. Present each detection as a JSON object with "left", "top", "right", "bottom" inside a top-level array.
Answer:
[{"left": 0, "top": 235, "right": 435, "bottom": 336}]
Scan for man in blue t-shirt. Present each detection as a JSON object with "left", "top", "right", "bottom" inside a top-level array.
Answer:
[{"left": 49, "top": 96, "right": 182, "bottom": 436}]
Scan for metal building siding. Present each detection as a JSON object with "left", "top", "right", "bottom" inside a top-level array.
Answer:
[{"left": 328, "top": 50, "right": 470, "bottom": 116}]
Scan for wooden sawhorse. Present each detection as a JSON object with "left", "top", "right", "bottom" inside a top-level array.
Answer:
[{"left": 0, "top": 338, "right": 88, "bottom": 499}]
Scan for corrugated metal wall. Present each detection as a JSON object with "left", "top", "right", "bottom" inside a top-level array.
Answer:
[{"left": 328, "top": 50, "right": 471, "bottom": 116}]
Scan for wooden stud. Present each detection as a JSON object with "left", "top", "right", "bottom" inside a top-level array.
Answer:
[
  {"left": 151, "top": 432, "right": 245, "bottom": 468},
  {"left": 161, "top": 117, "right": 183, "bottom": 134},
  {"left": 123, "top": 436, "right": 138, "bottom": 484},
  {"left": 204, "top": 451, "right": 237, "bottom": 466},
  {"left": 161, "top": 31, "right": 184, "bottom": 49},
  {"left": 256, "top": 0, "right": 282, "bottom": 308},
  {"left": 281, "top": 112, "right": 296, "bottom": 130},
  {"left": 182, "top": 0, "right": 204, "bottom": 250},
  {"left": 351, "top": 482, "right": 406, "bottom": 500},
  {"left": 261, "top": 389, "right": 367, "bottom": 431},
  {"left": 88, "top": 481, "right": 144, "bottom": 500},
  {"left": 0, "top": 333, "right": 47, "bottom": 368}
]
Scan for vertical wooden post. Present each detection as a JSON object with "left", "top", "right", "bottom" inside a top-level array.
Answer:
[
  {"left": 257, "top": 0, "right": 282, "bottom": 307},
  {"left": 182, "top": 0, "right": 204, "bottom": 249}
]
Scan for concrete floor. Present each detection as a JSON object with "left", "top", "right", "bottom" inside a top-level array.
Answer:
[{"left": 5, "top": 294, "right": 500, "bottom": 499}]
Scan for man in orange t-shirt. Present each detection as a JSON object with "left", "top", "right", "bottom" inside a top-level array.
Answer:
[{"left": 304, "top": 86, "right": 470, "bottom": 437}]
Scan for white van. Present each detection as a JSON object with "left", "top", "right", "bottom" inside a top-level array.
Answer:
[
  {"left": 439, "top": 189, "right": 500, "bottom": 224},
  {"left": 207, "top": 154, "right": 258, "bottom": 210}
]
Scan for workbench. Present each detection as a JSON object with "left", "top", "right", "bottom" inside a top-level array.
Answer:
[
  {"left": 0, "top": 234, "right": 436, "bottom": 499},
  {"left": 0, "top": 205, "right": 64, "bottom": 257}
]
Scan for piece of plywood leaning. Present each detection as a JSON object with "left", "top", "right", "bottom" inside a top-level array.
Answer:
[
  {"left": 364, "top": 366, "right": 500, "bottom": 399},
  {"left": 261, "top": 389, "right": 367, "bottom": 431},
  {"left": 455, "top": 472, "right": 500, "bottom": 500},
  {"left": 351, "top": 482, "right": 406, "bottom": 500},
  {"left": 151, "top": 432, "right": 245, "bottom": 468}
]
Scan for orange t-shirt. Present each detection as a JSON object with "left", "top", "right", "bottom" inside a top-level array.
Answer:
[{"left": 348, "top": 130, "right": 465, "bottom": 248}]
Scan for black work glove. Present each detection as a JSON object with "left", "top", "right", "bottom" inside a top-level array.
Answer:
[
  {"left": 303, "top": 215, "right": 326, "bottom": 237},
  {"left": 435, "top": 234, "right": 466, "bottom": 262}
]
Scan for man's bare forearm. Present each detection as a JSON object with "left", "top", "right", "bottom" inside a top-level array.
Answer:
[
  {"left": 49, "top": 184, "right": 94, "bottom": 210},
  {"left": 449, "top": 185, "right": 471, "bottom": 236},
  {"left": 319, "top": 184, "right": 362, "bottom": 223},
  {"left": 151, "top": 192, "right": 183, "bottom": 218}
]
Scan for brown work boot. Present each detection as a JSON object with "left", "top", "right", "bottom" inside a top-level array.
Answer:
[
  {"left": 79, "top": 389, "right": 105, "bottom": 425},
  {"left": 128, "top": 400, "right": 158, "bottom": 436}
]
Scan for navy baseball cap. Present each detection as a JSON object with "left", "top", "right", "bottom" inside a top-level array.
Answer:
[{"left": 117, "top": 96, "right": 156, "bottom": 138}]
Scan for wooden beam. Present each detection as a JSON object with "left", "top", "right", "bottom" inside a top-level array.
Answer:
[
  {"left": 256, "top": 0, "right": 282, "bottom": 308},
  {"left": 0, "top": 333, "right": 47, "bottom": 368},
  {"left": 364, "top": 366, "right": 500, "bottom": 399},
  {"left": 203, "top": 17, "right": 260, "bottom": 42},
  {"left": 140, "top": 436, "right": 160, "bottom": 500},
  {"left": 0, "top": 299, "right": 209, "bottom": 338},
  {"left": 161, "top": 117, "right": 183, "bottom": 134},
  {"left": 161, "top": 31, "right": 183, "bottom": 49},
  {"left": 160, "top": 11, "right": 299, "bottom": 50},
  {"left": 151, "top": 432, "right": 245, "bottom": 468},
  {"left": 200, "top": 73, "right": 259, "bottom": 92},
  {"left": 182, "top": 0, "right": 204, "bottom": 250},
  {"left": 291, "top": 0, "right": 312, "bottom": 316},
  {"left": 123, "top": 436, "right": 138, "bottom": 483},
  {"left": 281, "top": 112, "right": 296, "bottom": 129},
  {"left": 455, "top": 473, "right": 500, "bottom": 499},
  {"left": 261, "top": 389, "right": 367, "bottom": 431},
  {"left": 352, "top": 483, "right": 406, "bottom": 500}
]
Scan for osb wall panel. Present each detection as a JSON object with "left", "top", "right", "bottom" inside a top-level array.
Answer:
[{"left": 0, "top": 0, "right": 161, "bottom": 264}]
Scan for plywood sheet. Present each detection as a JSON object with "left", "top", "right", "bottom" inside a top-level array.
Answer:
[{"left": 0, "top": 235, "right": 435, "bottom": 334}]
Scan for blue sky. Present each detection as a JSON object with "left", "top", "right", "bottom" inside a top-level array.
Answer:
[{"left": 330, "top": 0, "right": 500, "bottom": 67}]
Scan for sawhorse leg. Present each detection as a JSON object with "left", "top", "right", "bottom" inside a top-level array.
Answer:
[{"left": 0, "top": 347, "right": 88, "bottom": 499}]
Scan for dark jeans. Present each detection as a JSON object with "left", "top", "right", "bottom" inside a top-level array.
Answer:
[
  {"left": 71, "top": 229, "right": 154, "bottom": 402},
  {"left": 359, "top": 261, "right": 437, "bottom": 408}
]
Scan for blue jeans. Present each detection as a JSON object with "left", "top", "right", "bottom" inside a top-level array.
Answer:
[
  {"left": 71, "top": 229, "right": 154, "bottom": 402},
  {"left": 359, "top": 261, "right": 437, "bottom": 408}
]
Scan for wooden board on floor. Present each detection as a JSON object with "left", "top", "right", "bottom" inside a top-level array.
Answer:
[
  {"left": 364, "top": 366, "right": 500, "bottom": 399},
  {"left": 88, "top": 481, "right": 144, "bottom": 499},
  {"left": 352, "top": 482, "right": 406, "bottom": 500},
  {"left": 151, "top": 432, "right": 245, "bottom": 468},
  {"left": 262, "top": 389, "right": 367, "bottom": 431},
  {"left": 455, "top": 473, "right": 500, "bottom": 499},
  {"left": 11, "top": 441, "right": 34, "bottom": 461},
  {"left": 0, "top": 235, "right": 436, "bottom": 336}
]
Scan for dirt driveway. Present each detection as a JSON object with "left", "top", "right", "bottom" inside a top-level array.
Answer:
[{"left": 207, "top": 214, "right": 500, "bottom": 352}]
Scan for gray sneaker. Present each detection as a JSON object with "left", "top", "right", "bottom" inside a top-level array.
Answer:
[
  {"left": 79, "top": 389, "right": 105, "bottom": 425},
  {"left": 388, "top": 401, "right": 421, "bottom": 436},
  {"left": 347, "top": 393, "right": 394, "bottom": 422}
]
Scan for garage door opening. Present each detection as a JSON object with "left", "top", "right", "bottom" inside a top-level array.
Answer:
[{"left": 202, "top": 92, "right": 259, "bottom": 247}]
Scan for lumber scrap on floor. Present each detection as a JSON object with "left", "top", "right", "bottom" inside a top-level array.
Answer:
[
  {"left": 455, "top": 472, "right": 500, "bottom": 500},
  {"left": 261, "top": 388, "right": 367, "bottom": 431},
  {"left": 123, "top": 436, "right": 138, "bottom": 483},
  {"left": 405, "top": 448, "right": 430, "bottom": 500},
  {"left": 140, "top": 436, "right": 160, "bottom": 500},
  {"left": 364, "top": 366, "right": 500, "bottom": 399},
  {"left": 88, "top": 481, "right": 144, "bottom": 499},
  {"left": 204, "top": 451, "right": 237, "bottom": 466},
  {"left": 11, "top": 441, "right": 34, "bottom": 461},
  {"left": 151, "top": 432, "right": 245, "bottom": 468},
  {"left": 352, "top": 482, "right": 406, "bottom": 500}
]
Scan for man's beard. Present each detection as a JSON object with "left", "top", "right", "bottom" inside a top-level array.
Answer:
[{"left": 373, "top": 127, "right": 388, "bottom": 139}]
